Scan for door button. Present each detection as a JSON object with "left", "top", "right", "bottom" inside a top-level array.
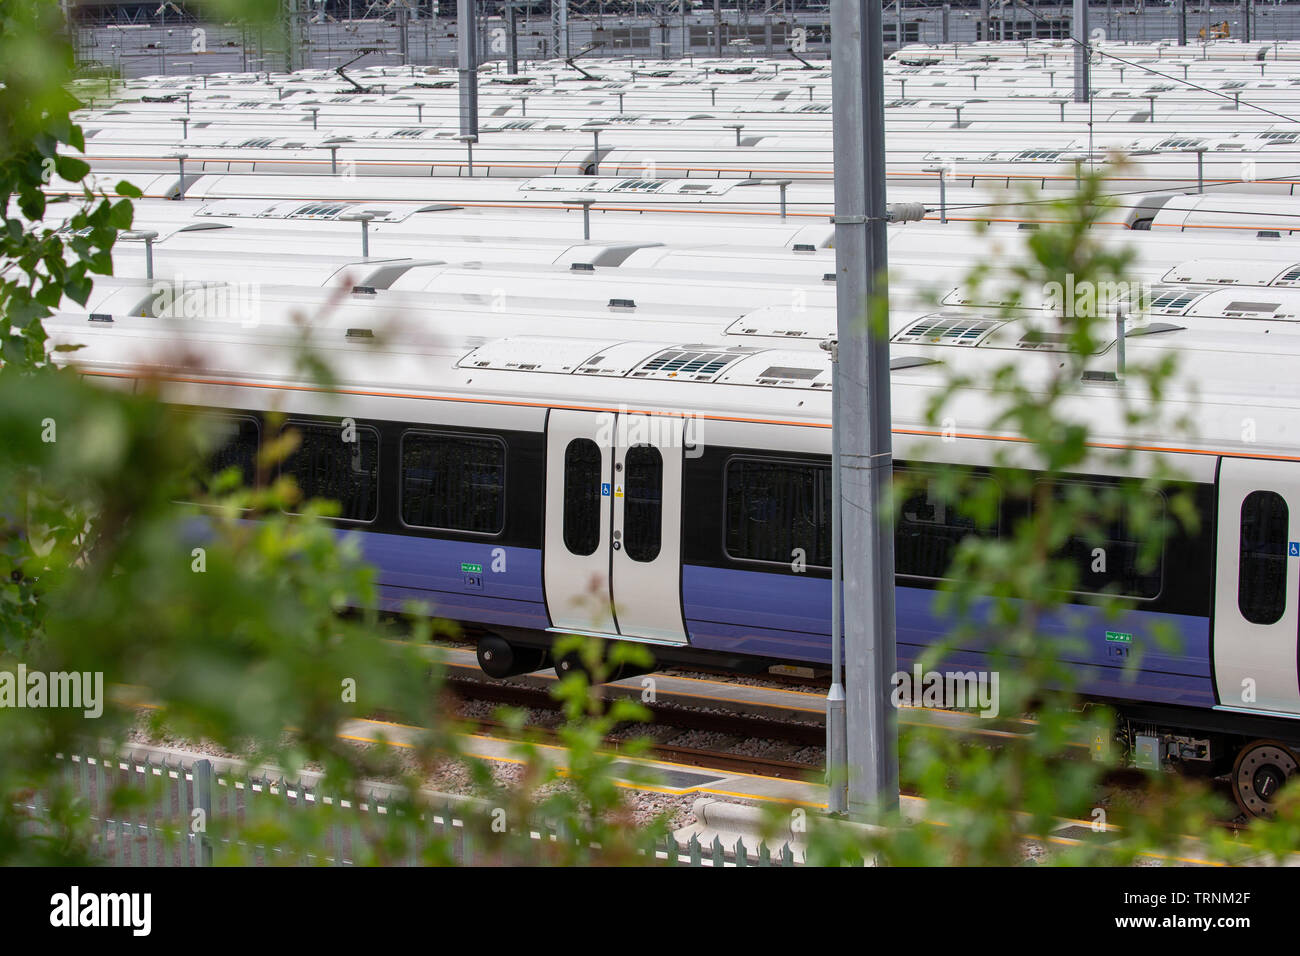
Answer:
[{"left": 612, "top": 541, "right": 622, "bottom": 550}]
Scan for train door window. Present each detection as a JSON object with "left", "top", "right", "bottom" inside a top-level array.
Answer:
[
  {"left": 724, "top": 458, "right": 830, "bottom": 568},
  {"left": 895, "top": 470, "right": 998, "bottom": 579},
  {"left": 1239, "top": 490, "right": 1288, "bottom": 625},
  {"left": 1041, "top": 480, "right": 1165, "bottom": 600},
  {"left": 400, "top": 432, "right": 505, "bottom": 535},
  {"left": 563, "top": 438, "right": 602, "bottom": 556},
  {"left": 281, "top": 420, "right": 379, "bottom": 523},
  {"left": 623, "top": 445, "right": 663, "bottom": 563}
]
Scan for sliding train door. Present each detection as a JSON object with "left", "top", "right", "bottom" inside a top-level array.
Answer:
[
  {"left": 1213, "top": 457, "right": 1300, "bottom": 715},
  {"left": 543, "top": 408, "right": 687, "bottom": 645}
]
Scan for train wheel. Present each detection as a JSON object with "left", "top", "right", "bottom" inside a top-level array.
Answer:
[
  {"left": 1231, "top": 740, "right": 1299, "bottom": 818},
  {"left": 554, "top": 652, "right": 589, "bottom": 684}
]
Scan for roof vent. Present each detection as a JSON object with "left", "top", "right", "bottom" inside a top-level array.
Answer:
[
  {"left": 351, "top": 285, "right": 377, "bottom": 295},
  {"left": 571, "top": 262, "right": 596, "bottom": 272},
  {"left": 632, "top": 346, "right": 756, "bottom": 382},
  {"left": 1146, "top": 288, "right": 1204, "bottom": 314},
  {"left": 792, "top": 243, "right": 817, "bottom": 253},
  {"left": 345, "top": 328, "right": 374, "bottom": 339},
  {"left": 88, "top": 313, "right": 114, "bottom": 323},
  {"left": 1272, "top": 264, "right": 1300, "bottom": 287},
  {"left": 894, "top": 313, "right": 1003, "bottom": 347},
  {"left": 608, "top": 298, "right": 636, "bottom": 311},
  {"left": 823, "top": 273, "right": 836, "bottom": 282}
]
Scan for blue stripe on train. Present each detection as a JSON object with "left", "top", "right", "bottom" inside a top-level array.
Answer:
[
  {"left": 681, "top": 564, "right": 1214, "bottom": 708},
  {"left": 346, "top": 529, "right": 550, "bottom": 631}
]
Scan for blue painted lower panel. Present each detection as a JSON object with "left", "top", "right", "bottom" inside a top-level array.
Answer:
[
  {"left": 681, "top": 564, "right": 1214, "bottom": 709},
  {"left": 348, "top": 529, "right": 549, "bottom": 631}
]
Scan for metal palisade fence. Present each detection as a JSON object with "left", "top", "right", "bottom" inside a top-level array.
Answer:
[{"left": 20, "top": 749, "right": 803, "bottom": 867}]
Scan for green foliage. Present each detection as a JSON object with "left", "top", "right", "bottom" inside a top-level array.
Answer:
[{"left": 0, "top": 2, "right": 674, "bottom": 867}]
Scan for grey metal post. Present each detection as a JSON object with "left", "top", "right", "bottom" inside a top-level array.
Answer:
[
  {"left": 726, "top": 123, "right": 744, "bottom": 146},
  {"left": 1073, "top": 0, "right": 1090, "bottom": 103},
  {"left": 458, "top": 0, "right": 479, "bottom": 138},
  {"left": 714, "top": 0, "right": 723, "bottom": 56},
  {"left": 193, "top": 759, "right": 213, "bottom": 867},
  {"left": 456, "top": 134, "right": 477, "bottom": 175},
  {"left": 681, "top": 0, "right": 689, "bottom": 57},
  {"left": 173, "top": 153, "right": 188, "bottom": 199},
  {"left": 927, "top": 166, "right": 947, "bottom": 223},
  {"left": 1195, "top": 146, "right": 1205, "bottom": 192},
  {"left": 341, "top": 210, "right": 375, "bottom": 257},
  {"left": 580, "top": 199, "right": 594, "bottom": 239},
  {"left": 328, "top": 144, "right": 340, "bottom": 174},
  {"left": 942, "top": 3, "right": 950, "bottom": 43},
  {"left": 896, "top": 0, "right": 904, "bottom": 48},
  {"left": 1244, "top": 0, "right": 1251, "bottom": 42},
  {"left": 309, "top": 106, "right": 319, "bottom": 129},
  {"left": 184, "top": 90, "right": 191, "bottom": 114},
  {"left": 980, "top": 0, "right": 989, "bottom": 40},
  {"left": 1178, "top": 0, "right": 1186, "bottom": 44},
  {"left": 831, "top": 0, "right": 900, "bottom": 819},
  {"left": 553, "top": 0, "right": 569, "bottom": 60},
  {"left": 131, "top": 230, "right": 159, "bottom": 281},
  {"left": 417, "top": 104, "right": 424, "bottom": 124},
  {"left": 590, "top": 128, "right": 602, "bottom": 174},
  {"left": 507, "top": 1, "right": 519, "bottom": 73},
  {"left": 173, "top": 116, "right": 189, "bottom": 139},
  {"left": 1147, "top": 94, "right": 1156, "bottom": 121},
  {"left": 777, "top": 179, "right": 789, "bottom": 219},
  {"left": 822, "top": 335, "right": 848, "bottom": 816},
  {"left": 518, "top": 95, "right": 528, "bottom": 116},
  {"left": 617, "top": 92, "right": 625, "bottom": 113}
]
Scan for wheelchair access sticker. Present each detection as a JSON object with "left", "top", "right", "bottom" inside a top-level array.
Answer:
[
  {"left": 601, "top": 483, "right": 611, "bottom": 497},
  {"left": 1290, "top": 542, "right": 1300, "bottom": 558}
]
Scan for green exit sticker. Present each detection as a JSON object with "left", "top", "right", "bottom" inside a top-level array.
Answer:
[
  {"left": 1105, "top": 631, "right": 1133, "bottom": 644},
  {"left": 460, "top": 562, "right": 483, "bottom": 574}
]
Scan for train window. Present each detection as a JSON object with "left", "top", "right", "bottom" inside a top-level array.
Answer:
[
  {"left": 188, "top": 414, "right": 259, "bottom": 492},
  {"left": 280, "top": 420, "right": 379, "bottom": 523},
  {"left": 725, "top": 458, "right": 830, "bottom": 568},
  {"left": 1239, "top": 490, "right": 1288, "bottom": 625},
  {"left": 895, "top": 470, "right": 998, "bottom": 579},
  {"left": 1043, "top": 480, "right": 1164, "bottom": 600},
  {"left": 401, "top": 432, "right": 506, "bottom": 535},
  {"left": 563, "top": 439, "right": 603, "bottom": 556},
  {"left": 623, "top": 445, "right": 663, "bottom": 563}
]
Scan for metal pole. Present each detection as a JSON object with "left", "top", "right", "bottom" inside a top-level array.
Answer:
[
  {"left": 458, "top": 0, "right": 478, "bottom": 137},
  {"left": 824, "top": 336, "right": 848, "bottom": 816},
  {"left": 194, "top": 759, "right": 213, "bottom": 867},
  {"left": 174, "top": 153, "right": 188, "bottom": 199},
  {"left": 1073, "top": 0, "right": 1090, "bottom": 103},
  {"left": 942, "top": 3, "right": 950, "bottom": 43},
  {"left": 831, "top": 0, "right": 899, "bottom": 819},
  {"left": 1196, "top": 147, "right": 1204, "bottom": 192},
  {"left": 1178, "top": 0, "right": 1186, "bottom": 44},
  {"left": 714, "top": 0, "right": 723, "bottom": 56},
  {"left": 580, "top": 200, "right": 593, "bottom": 239},
  {"left": 553, "top": 0, "right": 569, "bottom": 60},
  {"left": 896, "top": 0, "right": 903, "bottom": 49},
  {"left": 507, "top": 2, "right": 519, "bottom": 73}
]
